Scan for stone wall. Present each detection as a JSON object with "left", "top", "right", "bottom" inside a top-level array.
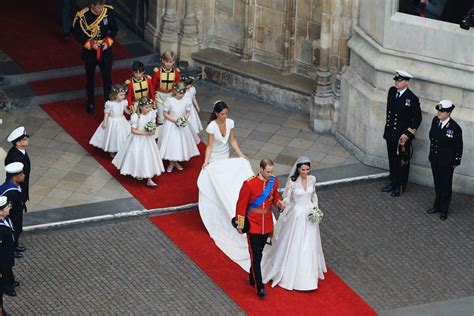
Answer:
[{"left": 338, "top": 1, "right": 474, "bottom": 195}]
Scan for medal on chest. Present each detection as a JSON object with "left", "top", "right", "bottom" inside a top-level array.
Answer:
[{"left": 405, "top": 99, "right": 411, "bottom": 107}]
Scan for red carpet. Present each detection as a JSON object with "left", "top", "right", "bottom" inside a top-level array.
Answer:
[
  {"left": 41, "top": 98, "right": 205, "bottom": 209},
  {"left": 150, "top": 211, "right": 377, "bottom": 316},
  {"left": 0, "top": 0, "right": 130, "bottom": 72},
  {"left": 29, "top": 68, "right": 131, "bottom": 95}
]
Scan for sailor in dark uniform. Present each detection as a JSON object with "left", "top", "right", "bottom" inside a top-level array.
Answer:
[
  {"left": 426, "top": 100, "right": 463, "bottom": 220},
  {"left": 0, "top": 196, "right": 17, "bottom": 302},
  {"left": 5, "top": 127, "right": 31, "bottom": 214},
  {"left": 381, "top": 70, "right": 422, "bottom": 197},
  {"left": 73, "top": 0, "right": 118, "bottom": 114},
  {"left": 0, "top": 163, "right": 26, "bottom": 259}
]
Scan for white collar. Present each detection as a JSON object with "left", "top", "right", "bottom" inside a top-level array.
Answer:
[
  {"left": 397, "top": 87, "right": 408, "bottom": 96},
  {"left": 439, "top": 117, "right": 450, "bottom": 128}
]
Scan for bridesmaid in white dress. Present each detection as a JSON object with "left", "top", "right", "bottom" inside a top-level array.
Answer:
[
  {"left": 89, "top": 84, "right": 131, "bottom": 157},
  {"left": 198, "top": 100, "right": 254, "bottom": 271},
  {"left": 112, "top": 98, "right": 164, "bottom": 187},
  {"left": 183, "top": 77, "right": 203, "bottom": 136},
  {"left": 262, "top": 156, "right": 327, "bottom": 291},
  {"left": 159, "top": 82, "right": 200, "bottom": 172}
]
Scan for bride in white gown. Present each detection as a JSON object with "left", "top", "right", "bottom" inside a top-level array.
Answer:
[
  {"left": 197, "top": 101, "right": 254, "bottom": 271},
  {"left": 261, "top": 156, "right": 327, "bottom": 291}
]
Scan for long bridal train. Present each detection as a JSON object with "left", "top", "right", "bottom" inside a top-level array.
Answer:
[{"left": 198, "top": 157, "right": 254, "bottom": 271}]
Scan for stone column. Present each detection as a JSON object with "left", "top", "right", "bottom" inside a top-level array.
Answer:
[
  {"left": 157, "top": 0, "right": 179, "bottom": 54},
  {"left": 311, "top": 0, "right": 335, "bottom": 132},
  {"left": 179, "top": 0, "right": 200, "bottom": 67},
  {"left": 281, "top": 0, "right": 296, "bottom": 74},
  {"left": 241, "top": 0, "right": 254, "bottom": 61},
  {"left": 144, "top": 0, "right": 161, "bottom": 49}
]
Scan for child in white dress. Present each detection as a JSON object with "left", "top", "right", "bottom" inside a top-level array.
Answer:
[
  {"left": 89, "top": 84, "right": 131, "bottom": 157},
  {"left": 159, "top": 82, "right": 200, "bottom": 172},
  {"left": 112, "top": 98, "right": 165, "bottom": 187},
  {"left": 183, "top": 77, "right": 203, "bottom": 136}
]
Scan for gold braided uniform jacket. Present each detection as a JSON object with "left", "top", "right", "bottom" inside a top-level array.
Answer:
[{"left": 72, "top": 5, "right": 118, "bottom": 61}]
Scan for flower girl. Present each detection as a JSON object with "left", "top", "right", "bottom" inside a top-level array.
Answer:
[
  {"left": 183, "top": 76, "right": 203, "bottom": 135},
  {"left": 112, "top": 97, "right": 164, "bottom": 187},
  {"left": 89, "top": 84, "right": 131, "bottom": 157},
  {"left": 159, "top": 82, "right": 200, "bottom": 172}
]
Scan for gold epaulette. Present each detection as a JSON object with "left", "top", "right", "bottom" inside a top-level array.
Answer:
[
  {"left": 125, "top": 79, "right": 131, "bottom": 84},
  {"left": 153, "top": 67, "right": 159, "bottom": 73},
  {"left": 245, "top": 174, "right": 257, "bottom": 182},
  {"left": 73, "top": 7, "right": 89, "bottom": 26},
  {"left": 146, "top": 75, "right": 152, "bottom": 79},
  {"left": 175, "top": 68, "right": 181, "bottom": 73},
  {"left": 407, "top": 128, "right": 417, "bottom": 135}
]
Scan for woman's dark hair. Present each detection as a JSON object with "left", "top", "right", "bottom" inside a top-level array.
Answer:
[
  {"left": 208, "top": 101, "right": 229, "bottom": 123},
  {"left": 290, "top": 162, "right": 311, "bottom": 181}
]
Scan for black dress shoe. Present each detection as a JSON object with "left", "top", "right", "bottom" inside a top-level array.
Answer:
[
  {"left": 16, "top": 245, "right": 26, "bottom": 252},
  {"left": 14, "top": 281, "right": 20, "bottom": 287},
  {"left": 249, "top": 277, "right": 255, "bottom": 287},
  {"left": 440, "top": 213, "right": 448, "bottom": 220},
  {"left": 381, "top": 184, "right": 394, "bottom": 192},
  {"left": 257, "top": 288, "right": 266, "bottom": 298},
  {"left": 426, "top": 208, "right": 439, "bottom": 214},
  {"left": 391, "top": 189, "right": 401, "bottom": 197},
  {"left": 4, "top": 289, "right": 16, "bottom": 297},
  {"left": 86, "top": 104, "right": 94, "bottom": 114},
  {"left": 14, "top": 251, "right": 24, "bottom": 258}
]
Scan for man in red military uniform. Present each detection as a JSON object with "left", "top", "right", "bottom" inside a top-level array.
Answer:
[
  {"left": 125, "top": 61, "right": 155, "bottom": 113},
  {"left": 234, "top": 158, "right": 285, "bottom": 298}
]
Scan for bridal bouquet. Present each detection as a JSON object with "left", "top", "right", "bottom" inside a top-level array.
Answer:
[
  {"left": 144, "top": 121, "right": 157, "bottom": 134},
  {"left": 308, "top": 206, "right": 324, "bottom": 224},
  {"left": 176, "top": 116, "right": 188, "bottom": 128}
]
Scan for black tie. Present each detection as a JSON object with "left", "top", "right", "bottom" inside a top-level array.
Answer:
[
  {"left": 438, "top": 121, "right": 442, "bottom": 129},
  {"left": 396, "top": 91, "right": 400, "bottom": 99}
]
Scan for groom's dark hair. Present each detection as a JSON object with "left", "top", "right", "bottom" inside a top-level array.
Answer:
[{"left": 260, "top": 158, "right": 274, "bottom": 170}]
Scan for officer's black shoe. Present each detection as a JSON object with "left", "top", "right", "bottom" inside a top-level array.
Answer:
[
  {"left": 391, "top": 189, "right": 401, "bottom": 197},
  {"left": 257, "top": 288, "right": 266, "bottom": 298},
  {"left": 4, "top": 289, "right": 16, "bottom": 297},
  {"left": 16, "top": 245, "right": 26, "bottom": 252},
  {"left": 248, "top": 275, "right": 255, "bottom": 287},
  {"left": 63, "top": 32, "right": 70, "bottom": 40},
  {"left": 14, "top": 251, "right": 24, "bottom": 258},
  {"left": 440, "top": 213, "right": 448, "bottom": 220},
  {"left": 426, "top": 208, "right": 439, "bottom": 214},
  {"left": 14, "top": 281, "right": 20, "bottom": 287},
  {"left": 381, "top": 184, "right": 394, "bottom": 192},
  {"left": 86, "top": 104, "right": 95, "bottom": 114}
]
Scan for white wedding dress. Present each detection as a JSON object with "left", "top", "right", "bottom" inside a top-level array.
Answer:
[
  {"left": 261, "top": 175, "right": 327, "bottom": 291},
  {"left": 197, "top": 118, "right": 254, "bottom": 271}
]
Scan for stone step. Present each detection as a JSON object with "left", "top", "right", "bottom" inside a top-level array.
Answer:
[{"left": 1, "top": 53, "right": 161, "bottom": 86}]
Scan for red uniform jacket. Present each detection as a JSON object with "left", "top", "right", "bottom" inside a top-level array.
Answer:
[
  {"left": 152, "top": 67, "right": 181, "bottom": 93},
  {"left": 125, "top": 75, "right": 155, "bottom": 110},
  {"left": 235, "top": 175, "right": 282, "bottom": 235}
]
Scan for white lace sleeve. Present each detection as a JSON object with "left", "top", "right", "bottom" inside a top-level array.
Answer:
[
  {"left": 311, "top": 175, "right": 319, "bottom": 208},
  {"left": 283, "top": 180, "right": 296, "bottom": 204}
]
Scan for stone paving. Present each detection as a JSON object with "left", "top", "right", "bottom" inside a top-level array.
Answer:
[
  {"left": 6, "top": 180, "right": 474, "bottom": 314},
  {"left": 0, "top": 81, "right": 356, "bottom": 212}
]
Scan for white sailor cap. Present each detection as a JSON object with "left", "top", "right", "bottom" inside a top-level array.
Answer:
[
  {"left": 0, "top": 196, "right": 8, "bottom": 209},
  {"left": 393, "top": 70, "right": 414, "bottom": 81},
  {"left": 7, "top": 126, "right": 28, "bottom": 143},
  {"left": 5, "top": 162, "right": 24, "bottom": 175},
  {"left": 435, "top": 100, "right": 455, "bottom": 112}
]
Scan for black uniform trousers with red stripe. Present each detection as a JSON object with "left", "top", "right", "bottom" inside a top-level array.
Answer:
[{"left": 247, "top": 233, "right": 269, "bottom": 291}]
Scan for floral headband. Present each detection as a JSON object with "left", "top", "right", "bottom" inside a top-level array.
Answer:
[
  {"left": 138, "top": 97, "right": 153, "bottom": 106},
  {"left": 111, "top": 84, "right": 127, "bottom": 94}
]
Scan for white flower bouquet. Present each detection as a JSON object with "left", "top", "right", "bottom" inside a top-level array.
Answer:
[
  {"left": 176, "top": 116, "right": 187, "bottom": 128},
  {"left": 307, "top": 206, "right": 324, "bottom": 224},
  {"left": 144, "top": 121, "right": 157, "bottom": 134}
]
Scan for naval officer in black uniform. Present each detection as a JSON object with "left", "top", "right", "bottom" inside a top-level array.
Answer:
[
  {"left": 426, "top": 100, "right": 463, "bottom": 220},
  {"left": 73, "top": 0, "right": 118, "bottom": 114},
  {"left": 382, "top": 70, "right": 422, "bottom": 197},
  {"left": 0, "top": 196, "right": 17, "bottom": 302}
]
